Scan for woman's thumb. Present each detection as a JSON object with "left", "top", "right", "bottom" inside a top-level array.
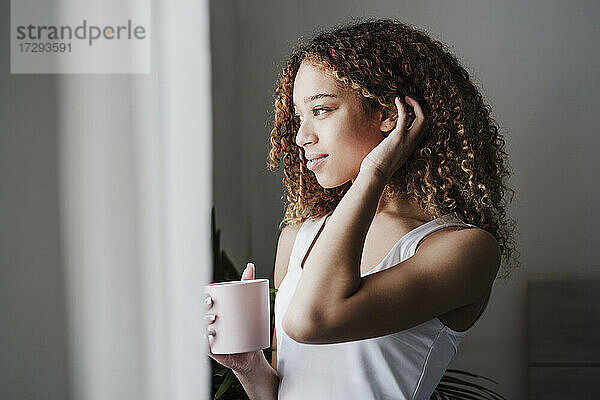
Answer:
[{"left": 241, "top": 262, "right": 255, "bottom": 280}]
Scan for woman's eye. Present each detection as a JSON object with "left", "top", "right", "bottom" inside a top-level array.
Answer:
[
  {"left": 312, "top": 108, "right": 328, "bottom": 117},
  {"left": 293, "top": 108, "right": 328, "bottom": 124}
]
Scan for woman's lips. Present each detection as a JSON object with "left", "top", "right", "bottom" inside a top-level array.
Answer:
[{"left": 307, "top": 155, "right": 328, "bottom": 171}]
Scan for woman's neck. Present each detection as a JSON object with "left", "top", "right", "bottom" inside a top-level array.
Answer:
[{"left": 374, "top": 189, "right": 431, "bottom": 222}]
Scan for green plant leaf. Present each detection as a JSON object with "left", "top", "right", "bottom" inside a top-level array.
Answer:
[
  {"left": 438, "top": 373, "right": 505, "bottom": 400},
  {"left": 436, "top": 384, "right": 489, "bottom": 400},
  {"left": 440, "top": 382, "right": 503, "bottom": 400},
  {"left": 214, "top": 369, "right": 235, "bottom": 399},
  {"left": 436, "top": 384, "right": 492, "bottom": 400},
  {"left": 444, "top": 369, "right": 499, "bottom": 385},
  {"left": 213, "top": 367, "right": 230, "bottom": 377},
  {"left": 433, "top": 368, "right": 506, "bottom": 400}
]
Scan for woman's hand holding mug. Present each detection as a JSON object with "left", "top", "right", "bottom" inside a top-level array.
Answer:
[{"left": 205, "top": 263, "right": 264, "bottom": 375}]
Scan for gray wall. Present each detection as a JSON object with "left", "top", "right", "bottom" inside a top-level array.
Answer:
[
  {"left": 210, "top": 1, "right": 600, "bottom": 399},
  {"left": 0, "top": 0, "right": 70, "bottom": 399}
]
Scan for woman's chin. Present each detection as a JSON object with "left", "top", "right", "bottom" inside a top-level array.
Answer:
[
  {"left": 315, "top": 175, "right": 350, "bottom": 189},
  {"left": 314, "top": 176, "right": 334, "bottom": 189}
]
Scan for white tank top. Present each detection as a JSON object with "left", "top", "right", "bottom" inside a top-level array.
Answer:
[{"left": 275, "top": 212, "right": 484, "bottom": 400}]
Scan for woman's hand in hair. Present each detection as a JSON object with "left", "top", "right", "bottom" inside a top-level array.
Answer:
[{"left": 359, "top": 96, "right": 427, "bottom": 181}]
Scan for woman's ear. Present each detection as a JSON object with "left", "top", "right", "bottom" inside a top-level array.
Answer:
[{"left": 379, "top": 109, "right": 398, "bottom": 133}]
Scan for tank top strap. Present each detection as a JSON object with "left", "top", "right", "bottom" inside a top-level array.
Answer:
[{"left": 401, "top": 212, "right": 479, "bottom": 261}]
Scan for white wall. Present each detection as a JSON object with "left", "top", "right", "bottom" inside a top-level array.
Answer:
[{"left": 210, "top": 1, "right": 600, "bottom": 399}]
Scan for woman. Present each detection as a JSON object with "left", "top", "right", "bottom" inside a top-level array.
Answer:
[{"left": 206, "top": 18, "right": 518, "bottom": 400}]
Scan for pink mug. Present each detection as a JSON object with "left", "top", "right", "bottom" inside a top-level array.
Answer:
[{"left": 204, "top": 278, "right": 271, "bottom": 354}]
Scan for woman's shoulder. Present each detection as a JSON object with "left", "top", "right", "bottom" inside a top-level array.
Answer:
[
  {"left": 276, "top": 219, "right": 311, "bottom": 262},
  {"left": 280, "top": 220, "right": 303, "bottom": 238},
  {"left": 274, "top": 221, "right": 306, "bottom": 288},
  {"left": 418, "top": 218, "right": 498, "bottom": 253},
  {"left": 417, "top": 223, "right": 501, "bottom": 283},
  {"left": 280, "top": 212, "right": 328, "bottom": 235}
]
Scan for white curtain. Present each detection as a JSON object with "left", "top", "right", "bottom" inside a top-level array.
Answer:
[{"left": 57, "top": 1, "right": 213, "bottom": 400}]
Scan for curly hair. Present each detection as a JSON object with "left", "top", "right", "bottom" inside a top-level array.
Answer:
[{"left": 267, "top": 18, "right": 520, "bottom": 280}]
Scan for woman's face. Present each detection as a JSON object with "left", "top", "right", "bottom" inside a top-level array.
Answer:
[{"left": 293, "top": 61, "right": 386, "bottom": 188}]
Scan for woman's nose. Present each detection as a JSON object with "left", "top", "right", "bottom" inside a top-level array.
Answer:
[{"left": 295, "top": 121, "right": 317, "bottom": 147}]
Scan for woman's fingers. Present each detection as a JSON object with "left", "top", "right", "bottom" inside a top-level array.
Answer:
[
  {"left": 404, "top": 96, "right": 425, "bottom": 133},
  {"left": 205, "top": 328, "right": 215, "bottom": 354},
  {"left": 205, "top": 326, "right": 216, "bottom": 349},
  {"left": 241, "top": 262, "right": 255, "bottom": 280},
  {"left": 204, "top": 295, "right": 216, "bottom": 350},
  {"left": 393, "top": 97, "right": 407, "bottom": 134}
]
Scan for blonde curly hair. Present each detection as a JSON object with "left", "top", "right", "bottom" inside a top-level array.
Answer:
[{"left": 267, "top": 18, "right": 520, "bottom": 279}]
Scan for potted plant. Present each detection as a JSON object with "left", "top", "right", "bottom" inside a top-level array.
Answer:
[{"left": 209, "top": 207, "right": 506, "bottom": 400}]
